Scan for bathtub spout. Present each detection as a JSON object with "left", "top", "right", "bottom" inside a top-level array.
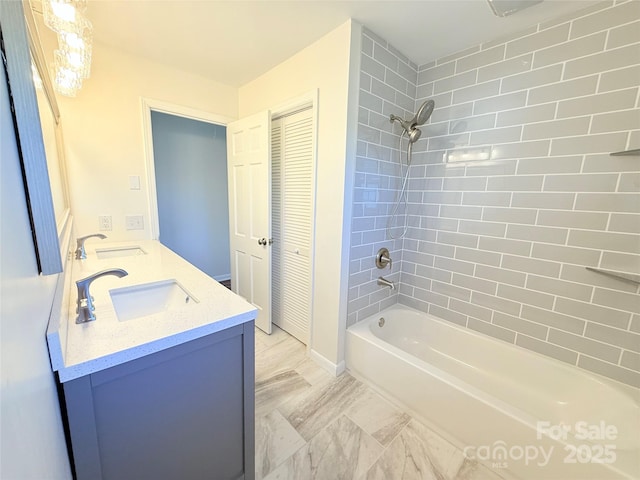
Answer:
[{"left": 377, "top": 276, "right": 395, "bottom": 290}]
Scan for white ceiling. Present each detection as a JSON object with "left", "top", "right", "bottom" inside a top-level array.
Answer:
[{"left": 86, "top": 0, "right": 599, "bottom": 87}]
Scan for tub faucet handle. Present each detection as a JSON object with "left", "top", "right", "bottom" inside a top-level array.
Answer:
[{"left": 376, "top": 248, "right": 392, "bottom": 269}]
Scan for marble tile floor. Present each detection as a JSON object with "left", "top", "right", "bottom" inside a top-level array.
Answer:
[{"left": 254, "top": 326, "right": 505, "bottom": 480}]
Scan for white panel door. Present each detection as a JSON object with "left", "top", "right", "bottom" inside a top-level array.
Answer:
[{"left": 227, "top": 111, "right": 271, "bottom": 333}]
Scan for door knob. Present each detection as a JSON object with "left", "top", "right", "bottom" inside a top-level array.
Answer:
[{"left": 258, "top": 238, "right": 267, "bottom": 246}]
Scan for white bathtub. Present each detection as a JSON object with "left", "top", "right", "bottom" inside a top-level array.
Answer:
[{"left": 346, "top": 304, "right": 640, "bottom": 479}]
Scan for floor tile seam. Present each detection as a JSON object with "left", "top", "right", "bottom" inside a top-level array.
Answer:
[
  {"left": 255, "top": 358, "right": 309, "bottom": 384},
  {"left": 274, "top": 404, "right": 316, "bottom": 442},
  {"left": 308, "top": 412, "right": 386, "bottom": 479},
  {"left": 264, "top": 412, "right": 350, "bottom": 477},
  {"left": 342, "top": 410, "right": 389, "bottom": 452},
  {"left": 342, "top": 382, "right": 416, "bottom": 452},
  {"left": 257, "top": 345, "right": 306, "bottom": 361},
  {"left": 375, "top": 414, "right": 414, "bottom": 452},
  {"left": 293, "top": 361, "right": 335, "bottom": 387},
  {"left": 254, "top": 330, "right": 285, "bottom": 343},
  {"left": 256, "top": 408, "right": 308, "bottom": 479},
  {"left": 258, "top": 335, "right": 298, "bottom": 352},
  {"left": 275, "top": 374, "right": 335, "bottom": 419},
  {"left": 342, "top": 410, "right": 395, "bottom": 480},
  {"left": 284, "top": 376, "right": 355, "bottom": 425},
  {"left": 260, "top": 441, "right": 306, "bottom": 479},
  {"left": 257, "top": 345, "right": 308, "bottom": 365},
  {"left": 256, "top": 389, "right": 309, "bottom": 420},
  {"left": 347, "top": 383, "right": 449, "bottom": 461}
]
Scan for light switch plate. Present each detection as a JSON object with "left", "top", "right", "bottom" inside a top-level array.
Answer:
[
  {"left": 125, "top": 215, "right": 144, "bottom": 230},
  {"left": 129, "top": 175, "right": 141, "bottom": 190}
]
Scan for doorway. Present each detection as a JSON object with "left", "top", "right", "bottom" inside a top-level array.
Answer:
[{"left": 147, "top": 106, "right": 231, "bottom": 282}]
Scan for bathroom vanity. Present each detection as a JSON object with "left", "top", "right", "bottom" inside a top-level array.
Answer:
[{"left": 47, "top": 236, "right": 257, "bottom": 480}]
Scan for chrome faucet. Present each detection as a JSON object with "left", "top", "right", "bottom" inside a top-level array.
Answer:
[
  {"left": 75, "top": 233, "right": 107, "bottom": 259},
  {"left": 76, "top": 268, "right": 128, "bottom": 324},
  {"left": 377, "top": 276, "right": 395, "bottom": 290}
]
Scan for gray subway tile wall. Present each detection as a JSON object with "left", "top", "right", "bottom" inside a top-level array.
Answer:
[
  {"left": 349, "top": 1, "right": 640, "bottom": 388},
  {"left": 347, "top": 27, "right": 418, "bottom": 328}
]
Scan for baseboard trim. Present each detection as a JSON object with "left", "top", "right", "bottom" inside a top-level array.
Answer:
[{"left": 309, "top": 349, "right": 345, "bottom": 377}]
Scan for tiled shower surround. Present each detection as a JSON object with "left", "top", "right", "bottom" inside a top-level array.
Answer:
[{"left": 349, "top": 1, "right": 640, "bottom": 387}]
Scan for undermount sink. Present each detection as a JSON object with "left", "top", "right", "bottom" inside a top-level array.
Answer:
[
  {"left": 96, "top": 246, "right": 147, "bottom": 259},
  {"left": 109, "top": 280, "right": 199, "bottom": 322}
]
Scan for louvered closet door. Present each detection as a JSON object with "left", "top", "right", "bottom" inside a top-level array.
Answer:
[{"left": 271, "top": 108, "right": 313, "bottom": 344}]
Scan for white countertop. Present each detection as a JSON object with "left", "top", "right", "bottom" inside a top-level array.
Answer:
[{"left": 48, "top": 240, "right": 257, "bottom": 382}]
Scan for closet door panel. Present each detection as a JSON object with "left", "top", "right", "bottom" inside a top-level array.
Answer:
[
  {"left": 271, "top": 122, "right": 283, "bottom": 330},
  {"left": 271, "top": 109, "right": 313, "bottom": 343}
]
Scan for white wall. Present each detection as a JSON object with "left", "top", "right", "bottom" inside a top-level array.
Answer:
[
  {"left": 0, "top": 59, "right": 72, "bottom": 480},
  {"left": 36, "top": 21, "right": 239, "bottom": 242},
  {"left": 239, "top": 20, "right": 360, "bottom": 368}
]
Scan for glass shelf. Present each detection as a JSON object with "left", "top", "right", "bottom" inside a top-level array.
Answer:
[
  {"left": 610, "top": 149, "right": 640, "bottom": 156},
  {"left": 586, "top": 267, "right": 640, "bottom": 285}
]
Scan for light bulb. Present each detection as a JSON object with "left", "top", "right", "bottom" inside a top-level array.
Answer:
[
  {"left": 43, "top": 0, "right": 90, "bottom": 36},
  {"left": 54, "top": 65, "right": 82, "bottom": 97},
  {"left": 31, "top": 64, "right": 43, "bottom": 90},
  {"left": 50, "top": 1, "right": 77, "bottom": 23}
]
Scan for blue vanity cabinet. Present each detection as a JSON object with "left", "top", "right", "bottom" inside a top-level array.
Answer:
[{"left": 61, "top": 322, "right": 255, "bottom": 480}]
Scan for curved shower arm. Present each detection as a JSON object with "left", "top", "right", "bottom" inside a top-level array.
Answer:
[
  {"left": 389, "top": 99, "right": 435, "bottom": 137},
  {"left": 387, "top": 99, "right": 435, "bottom": 240}
]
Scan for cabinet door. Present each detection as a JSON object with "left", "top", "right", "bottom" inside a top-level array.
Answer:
[{"left": 64, "top": 324, "right": 254, "bottom": 480}]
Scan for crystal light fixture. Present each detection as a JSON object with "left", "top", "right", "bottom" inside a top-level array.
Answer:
[
  {"left": 41, "top": 0, "right": 93, "bottom": 97},
  {"left": 54, "top": 48, "right": 90, "bottom": 80},
  {"left": 53, "top": 65, "right": 83, "bottom": 97},
  {"left": 56, "top": 30, "right": 92, "bottom": 79},
  {"left": 42, "top": 0, "right": 88, "bottom": 35}
]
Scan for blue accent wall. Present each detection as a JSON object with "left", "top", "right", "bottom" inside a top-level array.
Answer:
[{"left": 151, "top": 111, "right": 230, "bottom": 280}]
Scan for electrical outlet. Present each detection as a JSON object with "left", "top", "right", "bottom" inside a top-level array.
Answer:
[
  {"left": 98, "top": 215, "right": 112, "bottom": 231},
  {"left": 125, "top": 215, "right": 144, "bottom": 230}
]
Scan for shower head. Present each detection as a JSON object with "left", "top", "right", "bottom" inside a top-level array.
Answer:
[
  {"left": 415, "top": 99, "right": 435, "bottom": 126},
  {"left": 407, "top": 128, "right": 421, "bottom": 143},
  {"left": 390, "top": 99, "right": 435, "bottom": 143}
]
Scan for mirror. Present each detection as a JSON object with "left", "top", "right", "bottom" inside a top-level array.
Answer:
[
  {"left": 31, "top": 63, "right": 70, "bottom": 236},
  {"left": 0, "top": 0, "right": 69, "bottom": 274},
  {"left": 25, "top": 0, "right": 71, "bottom": 243}
]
